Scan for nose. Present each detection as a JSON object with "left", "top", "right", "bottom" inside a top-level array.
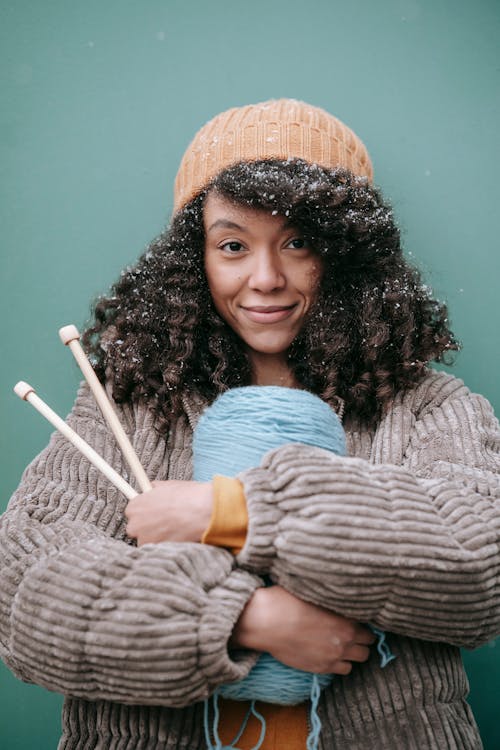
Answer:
[{"left": 248, "top": 249, "right": 286, "bottom": 292}]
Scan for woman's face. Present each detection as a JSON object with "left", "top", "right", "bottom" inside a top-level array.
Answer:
[{"left": 203, "top": 192, "right": 322, "bottom": 366}]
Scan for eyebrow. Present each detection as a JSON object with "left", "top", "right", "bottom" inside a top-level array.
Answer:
[
  {"left": 206, "top": 217, "right": 296, "bottom": 233},
  {"left": 207, "top": 219, "right": 246, "bottom": 233}
]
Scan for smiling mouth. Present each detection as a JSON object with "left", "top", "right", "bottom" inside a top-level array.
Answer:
[{"left": 241, "top": 304, "right": 297, "bottom": 323}]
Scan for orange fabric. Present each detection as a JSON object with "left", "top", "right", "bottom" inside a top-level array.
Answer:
[
  {"left": 173, "top": 99, "right": 374, "bottom": 212},
  {"left": 202, "top": 475, "right": 248, "bottom": 554},
  {"left": 216, "top": 699, "right": 308, "bottom": 750}
]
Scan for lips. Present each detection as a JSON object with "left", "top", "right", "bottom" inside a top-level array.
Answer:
[{"left": 241, "top": 304, "right": 297, "bottom": 324}]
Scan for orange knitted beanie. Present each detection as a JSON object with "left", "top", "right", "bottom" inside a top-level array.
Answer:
[{"left": 173, "top": 99, "right": 373, "bottom": 213}]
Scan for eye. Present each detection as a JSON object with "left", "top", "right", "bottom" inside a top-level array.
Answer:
[
  {"left": 286, "top": 237, "right": 308, "bottom": 250},
  {"left": 220, "top": 241, "right": 244, "bottom": 254}
]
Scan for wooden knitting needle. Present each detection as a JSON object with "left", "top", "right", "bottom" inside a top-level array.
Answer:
[
  {"left": 59, "top": 325, "right": 152, "bottom": 493},
  {"left": 14, "top": 381, "right": 137, "bottom": 500}
]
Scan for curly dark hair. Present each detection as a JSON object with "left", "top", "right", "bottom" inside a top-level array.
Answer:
[{"left": 82, "top": 159, "right": 458, "bottom": 429}]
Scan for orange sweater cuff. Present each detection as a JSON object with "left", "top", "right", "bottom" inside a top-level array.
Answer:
[{"left": 202, "top": 475, "right": 248, "bottom": 555}]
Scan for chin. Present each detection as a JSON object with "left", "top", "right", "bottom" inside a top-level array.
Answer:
[{"left": 245, "top": 338, "right": 295, "bottom": 356}]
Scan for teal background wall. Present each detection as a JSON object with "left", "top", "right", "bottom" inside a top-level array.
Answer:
[{"left": 1, "top": 1, "right": 499, "bottom": 748}]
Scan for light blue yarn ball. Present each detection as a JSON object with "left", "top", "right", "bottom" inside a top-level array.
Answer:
[
  {"left": 193, "top": 386, "right": 346, "bottom": 705},
  {"left": 193, "top": 386, "right": 346, "bottom": 482},
  {"left": 217, "top": 652, "right": 332, "bottom": 705}
]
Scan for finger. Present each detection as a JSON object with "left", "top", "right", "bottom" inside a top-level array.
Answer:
[
  {"left": 329, "top": 660, "right": 353, "bottom": 676},
  {"left": 124, "top": 498, "right": 145, "bottom": 518},
  {"left": 344, "top": 644, "right": 371, "bottom": 663},
  {"left": 124, "top": 496, "right": 142, "bottom": 515},
  {"left": 354, "top": 626, "right": 377, "bottom": 645}
]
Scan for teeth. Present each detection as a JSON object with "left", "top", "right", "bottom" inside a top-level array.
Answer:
[{"left": 247, "top": 306, "right": 292, "bottom": 312}]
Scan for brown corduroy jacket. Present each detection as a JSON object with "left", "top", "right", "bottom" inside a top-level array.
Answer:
[{"left": 1, "top": 370, "right": 499, "bottom": 749}]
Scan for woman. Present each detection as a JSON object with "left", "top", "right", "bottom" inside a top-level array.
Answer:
[{"left": 1, "top": 99, "right": 499, "bottom": 750}]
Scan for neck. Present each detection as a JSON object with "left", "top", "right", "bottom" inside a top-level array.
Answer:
[{"left": 249, "top": 352, "right": 299, "bottom": 388}]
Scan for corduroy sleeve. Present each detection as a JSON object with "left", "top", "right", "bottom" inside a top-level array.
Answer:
[
  {"left": 0, "top": 384, "right": 261, "bottom": 707},
  {"left": 236, "top": 373, "right": 500, "bottom": 649}
]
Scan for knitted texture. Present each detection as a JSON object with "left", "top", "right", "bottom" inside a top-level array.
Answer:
[
  {"left": 1, "top": 371, "right": 497, "bottom": 749},
  {"left": 193, "top": 386, "right": 346, "bottom": 483},
  {"left": 173, "top": 99, "right": 373, "bottom": 212}
]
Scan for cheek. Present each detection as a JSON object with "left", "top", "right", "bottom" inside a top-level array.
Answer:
[
  {"left": 296, "top": 262, "right": 323, "bottom": 299},
  {"left": 204, "top": 264, "right": 240, "bottom": 306}
]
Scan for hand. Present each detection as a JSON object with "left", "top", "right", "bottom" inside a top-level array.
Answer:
[
  {"left": 231, "top": 586, "right": 376, "bottom": 675},
  {"left": 125, "top": 480, "right": 213, "bottom": 545}
]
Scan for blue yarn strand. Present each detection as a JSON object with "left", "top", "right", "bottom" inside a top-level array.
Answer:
[
  {"left": 203, "top": 693, "right": 219, "bottom": 750},
  {"left": 369, "top": 625, "right": 397, "bottom": 668},
  {"left": 227, "top": 702, "right": 254, "bottom": 748},
  {"left": 203, "top": 692, "right": 267, "bottom": 750},
  {"left": 248, "top": 702, "right": 266, "bottom": 750},
  {"left": 306, "top": 676, "right": 322, "bottom": 750}
]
